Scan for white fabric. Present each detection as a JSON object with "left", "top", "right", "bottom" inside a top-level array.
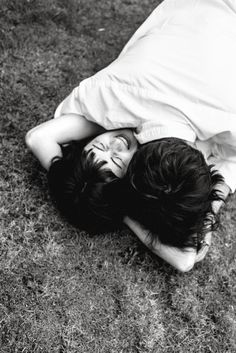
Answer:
[{"left": 55, "top": 0, "right": 236, "bottom": 192}]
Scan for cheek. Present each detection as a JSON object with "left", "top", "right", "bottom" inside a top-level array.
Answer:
[
  {"left": 127, "top": 150, "right": 136, "bottom": 163},
  {"left": 117, "top": 163, "right": 129, "bottom": 179},
  {"left": 117, "top": 168, "right": 127, "bottom": 179}
]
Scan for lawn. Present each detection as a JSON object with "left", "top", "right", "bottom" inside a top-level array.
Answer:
[{"left": 0, "top": 0, "right": 235, "bottom": 352}]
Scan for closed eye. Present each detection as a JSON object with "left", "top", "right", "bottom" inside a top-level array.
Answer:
[{"left": 111, "top": 156, "right": 123, "bottom": 169}]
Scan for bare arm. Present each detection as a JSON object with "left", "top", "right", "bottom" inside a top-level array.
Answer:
[
  {"left": 124, "top": 216, "right": 197, "bottom": 272},
  {"left": 195, "top": 231, "right": 212, "bottom": 263},
  {"left": 25, "top": 114, "right": 104, "bottom": 170},
  {"left": 124, "top": 183, "right": 230, "bottom": 271}
]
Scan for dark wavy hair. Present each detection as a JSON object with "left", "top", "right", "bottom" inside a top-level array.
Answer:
[
  {"left": 121, "top": 138, "right": 224, "bottom": 249},
  {"left": 47, "top": 139, "right": 122, "bottom": 232}
]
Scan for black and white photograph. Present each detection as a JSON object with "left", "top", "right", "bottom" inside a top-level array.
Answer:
[{"left": 0, "top": 0, "right": 235, "bottom": 352}]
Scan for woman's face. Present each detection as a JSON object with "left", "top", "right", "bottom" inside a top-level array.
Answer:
[{"left": 84, "top": 129, "right": 138, "bottom": 178}]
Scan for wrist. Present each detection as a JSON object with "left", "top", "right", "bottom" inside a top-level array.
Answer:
[{"left": 198, "top": 239, "right": 210, "bottom": 251}]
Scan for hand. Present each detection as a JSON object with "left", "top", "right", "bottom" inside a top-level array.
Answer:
[{"left": 195, "top": 231, "right": 212, "bottom": 263}]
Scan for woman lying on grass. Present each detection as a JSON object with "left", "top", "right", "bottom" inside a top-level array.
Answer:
[
  {"left": 26, "top": 0, "right": 236, "bottom": 271},
  {"left": 25, "top": 116, "right": 227, "bottom": 273}
]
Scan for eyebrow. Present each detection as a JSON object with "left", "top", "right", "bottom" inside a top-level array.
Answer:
[{"left": 92, "top": 143, "right": 104, "bottom": 151}]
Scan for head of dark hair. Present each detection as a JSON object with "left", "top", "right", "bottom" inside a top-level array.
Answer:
[
  {"left": 122, "top": 138, "right": 224, "bottom": 248},
  {"left": 47, "top": 139, "right": 122, "bottom": 232}
]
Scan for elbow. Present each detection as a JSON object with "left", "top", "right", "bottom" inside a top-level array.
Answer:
[
  {"left": 175, "top": 258, "right": 195, "bottom": 273},
  {"left": 25, "top": 129, "right": 40, "bottom": 151},
  {"left": 177, "top": 264, "right": 194, "bottom": 273},
  {"left": 25, "top": 130, "right": 33, "bottom": 150}
]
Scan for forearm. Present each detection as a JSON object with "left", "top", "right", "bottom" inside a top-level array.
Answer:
[
  {"left": 151, "top": 239, "right": 197, "bottom": 272},
  {"left": 25, "top": 114, "right": 104, "bottom": 170},
  {"left": 124, "top": 216, "right": 197, "bottom": 272},
  {"left": 195, "top": 231, "right": 212, "bottom": 263}
]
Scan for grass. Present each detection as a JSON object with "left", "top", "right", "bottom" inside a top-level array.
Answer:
[{"left": 0, "top": 0, "right": 235, "bottom": 352}]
